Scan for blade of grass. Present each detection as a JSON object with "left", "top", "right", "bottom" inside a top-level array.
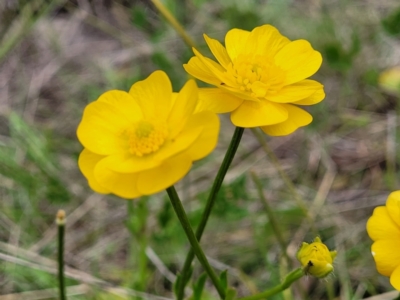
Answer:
[{"left": 0, "top": 0, "right": 67, "bottom": 64}]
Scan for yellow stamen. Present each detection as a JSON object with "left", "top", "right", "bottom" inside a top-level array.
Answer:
[
  {"left": 128, "top": 120, "right": 168, "bottom": 157},
  {"left": 224, "top": 54, "right": 286, "bottom": 98}
]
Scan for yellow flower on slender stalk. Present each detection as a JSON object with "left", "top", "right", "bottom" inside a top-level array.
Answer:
[
  {"left": 184, "top": 24, "right": 325, "bottom": 136},
  {"left": 77, "top": 71, "right": 220, "bottom": 198},
  {"left": 296, "top": 237, "right": 337, "bottom": 278},
  {"left": 367, "top": 191, "right": 400, "bottom": 290}
]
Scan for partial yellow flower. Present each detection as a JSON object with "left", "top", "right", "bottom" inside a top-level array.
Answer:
[
  {"left": 77, "top": 71, "right": 220, "bottom": 199},
  {"left": 367, "top": 191, "right": 400, "bottom": 290},
  {"left": 379, "top": 66, "right": 400, "bottom": 95},
  {"left": 184, "top": 24, "right": 325, "bottom": 136},
  {"left": 296, "top": 237, "right": 337, "bottom": 278}
]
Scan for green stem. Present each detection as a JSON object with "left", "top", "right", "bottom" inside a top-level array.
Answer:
[
  {"left": 250, "top": 171, "right": 292, "bottom": 266},
  {"left": 126, "top": 200, "right": 149, "bottom": 295},
  {"left": 250, "top": 128, "right": 316, "bottom": 233},
  {"left": 166, "top": 186, "right": 226, "bottom": 299},
  {"left": 177, "top": 127, "right": 244, "bottom": 300},
  {"left": 57, "top": 211, "right": 66, "bottom": 300},
  {"left": 238, "top": 268, "right": 304, "bottom": 300},
  {"left": 150, "top": 0, "right": 197, "bottom": 49}
]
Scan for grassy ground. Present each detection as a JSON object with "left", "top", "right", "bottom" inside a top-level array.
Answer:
[{"left": 1, "top": 0, "right": 400, "bottom": 299}]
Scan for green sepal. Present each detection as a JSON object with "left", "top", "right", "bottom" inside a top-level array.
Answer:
[{"left": 192, "top": 272, "right": 207, "bottom": 300}]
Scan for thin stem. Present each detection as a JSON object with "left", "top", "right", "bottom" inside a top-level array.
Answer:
[
  {"left": 250, "top": 171, "right": 292, "bottom": 266},
  {"left": 238, "top": 268, "right": 304, "bottom": 300},
  {"left": 177, "top": 127, "right": 244, "bottom": 300},
  {"left": 126, "top": 199, "right": 149, "bottom": 295},
  {"left": 166, "top": 186, "right": 226, "bottom": 299},
  {"left": 56, "top": 210, "right": 66, "bottom": 300},
  {"left": 250, "top": 128, "right": 316, "bottom": 233},
  {"left": 150, "top": 0, "right": 197, "bottom": 49}
]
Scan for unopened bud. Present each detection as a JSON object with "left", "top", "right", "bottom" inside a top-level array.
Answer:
[
  {"left": 296, "top": 237, "right": 337, "bottom": 278},
  {"left": 56, "top": 210, "right": 66, "bottom": 225}
]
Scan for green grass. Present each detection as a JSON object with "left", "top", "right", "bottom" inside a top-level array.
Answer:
[{"left": 0, "top": 0, "right": 400, "bottom": 299}]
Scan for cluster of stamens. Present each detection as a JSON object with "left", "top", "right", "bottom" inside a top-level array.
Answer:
[
  {"left": 224, "top": 54, "right": 285, "bottom": 98},
  {"left": 127, "top": 120, "right": 168, "bottom": 157}
]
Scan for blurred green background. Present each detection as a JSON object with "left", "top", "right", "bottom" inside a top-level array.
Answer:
[{"left": 1, "top": 0, "right": 400, "bottom": 299}]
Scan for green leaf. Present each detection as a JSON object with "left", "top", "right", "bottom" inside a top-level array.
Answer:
[
  {"left": 174, "top": 266, "right": 193, "bottom": 298},
  {"left": 219, "top": 270, "right": 228, "bottom": 291},
  {"left": 173, "top": 273, "right": 182, "bottom": 298},
  {"left": 192, "top": 273, "right": 207, "bottom": 300}
]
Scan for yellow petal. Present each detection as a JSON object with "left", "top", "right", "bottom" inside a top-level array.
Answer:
[
  {"left": 153, "top": 122, "right": 203, "bottom": 162},
  {"left": 137, "top": 153, "right": 192, "bottom": 194},
  {"left": 77, "top": 91, "right": 140, "bottom": 155},
  {"left": 242, "top": 25, "right": 290, "bottom": 58},
  {"left": 192, "top": 48, "right": 236, "bottom": 86},
  {"left": 294, "top": 86, "right": 325, "bottom": 105},
  {"left": 225, "top": 28, "right": 250, "bottom": 60},
  {"left": 306, "top": 261, "right": 334, "bottom": 278},
  {"left": 168, "top": 79, "right": 199, "bottom": 137},
  {"left": 94, "top": 159, "right": 142, "bottom": 199},
  {"left": 390, "top": 265, "right": 400, "bottom": 291},
  {"left": 204, "top": 34, "right": 231, "bottom": 69},
  {"left": 220, "top": 84, "right": 260, "bottom": 101},
  {"left": 98, "top": 152, "right": 161, "bottom": 173},
  {"left": 386, "top": 191, "right": 400, "bottom": 227},
  {"left": 78, "top": 148, "right": 110, "bottom": 194},
  {"left": 274, "top": 40, "right": 322, "bottom": 85},
  {"left": 266, "top": 80, "right": 323, "bottom": 103},
  {"left": 367, "top": 206, "right": 400, "bottom": 241},
  {"left": 231, "top": 100, "right": 288, "bottom": 127},
  {"left": 196, "top": 88, "right": 243, "bottom": 113},
  {"left": 261, "top": 104, "right": 312, "bottom": 136},
  {"left": 183, "top": 57, "right": 221, "bottom": 86},
  {"left": 129, "top": 70, "right": 172, "bottom": 120},
  {"left": 251, "top": 81, "right": 268, "bottom": 97},
  {"left": 184, "top": 111, "right": 220, "bottom": 161},
  {"left": 371, "top": 240, "right": 400, "bottom": 277}
]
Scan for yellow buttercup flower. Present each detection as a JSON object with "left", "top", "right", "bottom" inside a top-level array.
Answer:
[
  {"left": 379, "top": 66, "right": 400, "bottom": 95},
  {"left": 296, "top": 237, "right": 337, "bottom": 278},
  {"left": 184, "top": 24, "right": 325, "bottom": 136},
  {"left": 77, "top": 71, "right": 220, "bottom": 198},
  {"left": 367, "top": 191, "right": 400, "bottom": 290}
]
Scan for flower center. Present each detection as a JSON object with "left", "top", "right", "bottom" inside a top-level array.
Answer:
[
  {"left": 225, "top": 54, "right": 285, "bottom": 98},
  {"left": 127, "top": 120, "right": 168, "bottom": 157}
]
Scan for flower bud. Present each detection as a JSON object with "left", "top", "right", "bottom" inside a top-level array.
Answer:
[
  {"left": 56, "top": 209, "right": 66, "bottom": 226},
  {"left": 296, "top": 237, "right": 337, "bottom": 278}
]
